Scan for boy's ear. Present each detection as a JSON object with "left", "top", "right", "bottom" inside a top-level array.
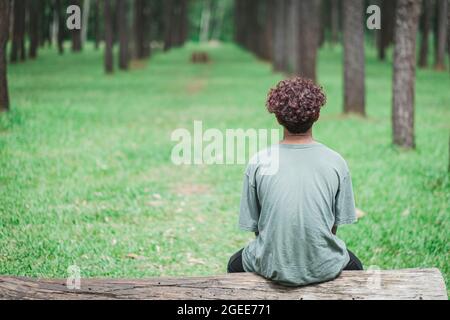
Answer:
[{"left": 314, "top": 111, "right": 321, "bottom": 123}]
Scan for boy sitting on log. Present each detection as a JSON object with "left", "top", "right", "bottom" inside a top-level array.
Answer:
[{"left": 228, "top": 77, "right": 363, "bottom": 286}]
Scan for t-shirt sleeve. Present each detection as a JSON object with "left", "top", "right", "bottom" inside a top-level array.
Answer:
[
  {"left": 334, "top": 172, "right": 357, "bottom": 226},
  {"left": 238, "top": 171, "right": 260, "bottom": 232}
]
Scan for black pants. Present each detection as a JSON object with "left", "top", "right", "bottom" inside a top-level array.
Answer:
[{"left": 227, "top": 248, "right": 363, "bottom": 273}]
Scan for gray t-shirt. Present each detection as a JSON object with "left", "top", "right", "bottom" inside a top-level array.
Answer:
[{"left": 239, "top": 142, "right": 357, "bottom": 286}]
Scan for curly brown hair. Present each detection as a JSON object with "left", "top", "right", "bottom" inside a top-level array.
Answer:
[{"left": 266, "top": 77, "right": 326, "bottom": 134}]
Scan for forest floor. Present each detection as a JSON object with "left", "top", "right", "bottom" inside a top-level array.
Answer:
[{"left": 0, "top": 42, "right": 449, "bottom": 294}]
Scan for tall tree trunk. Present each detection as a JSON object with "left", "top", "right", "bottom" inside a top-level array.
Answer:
[
  {"left": 164, "top": 0, "right": 174, "bottom": 50},
  {"left": 142, "top": 0, "right": 152, "bottom": 57},
  {"left": 10, "top": 0, "right": 26, "bottom": 63},
  {"left": 434, "top": 0, "right": 448, "bottom": 70},
  {"left": 40, "top": 1, "right": 52, "bottom": 47},
  {"left": 0, "top": 0, "right": 10, "bottom": 111},
  {"left": 179, "top": 0, "right": 188, "bottom": 45},
  {"left": 246, "top": 0, "right": 259, "bottom": 54},
  {"left": 296, "top": 0, "right": 321, "bottom": 82},
  {"left": 392, "top": 0, "right": 422, "bottom": 148},
  {"left": 171, "top": 0, "right": 186, "bottom": 47},
  {"left": 81, "top": 0, "right": 91, "bottom": 45},
  {"left": 133, "top": 0, "right": 145, "bottom": 59},
  {"left": 133, "top": 0, "right": 152, "bottom": 59},
  {"left": 418, "top": 0, "right": 433, "bottom": 67},
  {"left": 433, "top": 0, "right": 439, "bottom": 59},
  {"left": 20, "top": 1, "right": 26, "bottom": 61},
  {"left": 280, "top": 0, "right": 289, "bottom": 71},
  {"left": 240, "top": 0, "right": 251, "bottom": 49},
  {"left": 173, "top": 0, "right": 188, "bottom": 46},
  {"left": 377, "top": 0, "right": 396, "bottom": 61},
  {"left": 104, "top": 0, "right": 114, "bottom": 73},
  {"left": 71, "top": 0, "right": 83, "bottom": 52},
  {"left": 317, "top": 0, "right": 325, "bottom": 48},
  {"left": 283, "top": 0, "right": 300, "bottom": 74},
  {"left": 273, "top": 0, "right": 286, "bottom": 71},
  {"left": 234, "top": 0, "right": 244, "bottom": 45},
  {"left": 171, "top": 0, "right": 181, "bottom": 46},
  {"left": 262, "top": 0, "right": 274, "bottom": 61},
  {"left": 254, "top": 0, "right": 267, "bottom": 58},
  {"left": 117, "top": 0, "right": 129, "bottom": 70},
  {"left": 343, "top": 0, "right": 365, "bottom": 115},
  {"left": 94, "top": 0, "right": 100, "bottom": 50},
  {"left": 284, "top": 0, "right": 296, "bottom": 73},
  {"left": 29, "top": 0, "right": 41, "bottom": 59},
  {"left": 56, "top": 0, "right": 65, "bottom": 54},
  {"left": 330, "top": 0, "right": 340, "bottom": 45},
  {"left": 51, "top": 1, "right": 59, "bottom": 45}
]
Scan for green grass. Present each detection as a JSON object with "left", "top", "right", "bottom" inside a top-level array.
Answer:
[{"left": 0, "top": 42, "right": 449, "bottom": 294}]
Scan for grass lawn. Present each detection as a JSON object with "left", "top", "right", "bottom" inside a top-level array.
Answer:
[{"left": 0, "top": 42, "right": 449, "bottom": 293}]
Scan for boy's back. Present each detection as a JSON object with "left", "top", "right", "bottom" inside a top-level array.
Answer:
[
  {"left": 227, "top": 77, "right": 362, "bottom": 285},
  {"left": 239, "top": 142, "right": 357, "bottom": 286}
]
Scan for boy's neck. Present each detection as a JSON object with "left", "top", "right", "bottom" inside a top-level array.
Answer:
[{"left": 281, "top": 128, "right": 315, "bottom": 145}]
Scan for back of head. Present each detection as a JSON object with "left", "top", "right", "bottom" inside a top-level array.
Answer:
[{"left": 266, "top": 77, "right": 327, "bottom": 134}]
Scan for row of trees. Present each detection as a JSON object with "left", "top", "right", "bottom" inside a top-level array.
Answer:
[
  {"left": 419, "top": 0, "right": 449, "bottom": 69},
  {"left": 235, "top": 0, "right": 448, "bottom": 74},
  {"left": 1, "top": 0, "right": 448, "bottom": 150},
  {"left": 0, "top": 0, "right": 191, "bottom": 112},
  {"left": 235, "top": 0, "right": 448, "bottom": 149}
]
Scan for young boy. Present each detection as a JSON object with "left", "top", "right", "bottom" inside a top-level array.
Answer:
[{"left": 227, "top": 77, "right": 362, "bottom": 286}]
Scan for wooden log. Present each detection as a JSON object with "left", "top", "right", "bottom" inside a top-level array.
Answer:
[{"left": 0, "top": 268, "right": 447, "bottom": 300}]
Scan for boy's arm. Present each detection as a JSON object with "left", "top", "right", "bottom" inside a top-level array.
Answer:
[
  {"left": 334, "top": 172, "right": 357, "bottom": 226},
  {"left": 239, "top": 171, "right": 260, "bottom": 233}
]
